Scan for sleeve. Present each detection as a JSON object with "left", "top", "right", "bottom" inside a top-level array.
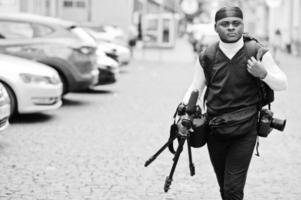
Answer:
[
  {"left": 261, "top": 51, "right": 288, "bottom": 91},
  {"left": 182, "top": 57, "right": 206, "bottom": 104}
]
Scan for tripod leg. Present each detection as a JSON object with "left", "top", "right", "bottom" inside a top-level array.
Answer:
[
  {"left": 164, "top": 137, "right": 186, "bottom": 192},
  {"left": 187, "top": 137, "right": 195, "bottom": 176},
  {"left": 144, "top": 134, "right": 178, "bottom": 167}
]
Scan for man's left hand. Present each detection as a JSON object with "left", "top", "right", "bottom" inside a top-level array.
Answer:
[{"left": 247, "top": 56, "right": 267, "bottom": 79}]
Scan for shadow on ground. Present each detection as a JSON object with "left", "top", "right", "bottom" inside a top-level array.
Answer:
[
  {"left": 9, "top": 113, "right": 53, "bottom": 124},
  {"left": 62, "top": 97, "right": 90, "bottom": 106},
  {"left": 79, "top": 88, "right": 114, "bottom": 94}
]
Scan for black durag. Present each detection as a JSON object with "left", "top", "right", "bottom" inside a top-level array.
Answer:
[{"left": 215, "top": 6, "right": 243, "bottom": 22}]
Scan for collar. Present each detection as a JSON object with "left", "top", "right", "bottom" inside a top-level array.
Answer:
[{"left": 219, "top": 37, "right": 244, "bottom": 53}]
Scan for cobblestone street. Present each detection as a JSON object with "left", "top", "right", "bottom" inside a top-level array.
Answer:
[{"left": 0, "top": 38, "right": 300, "bottom": 200}]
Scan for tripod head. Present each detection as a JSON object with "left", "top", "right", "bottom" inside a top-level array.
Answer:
[{"left": 176, "top": 90, "right": 200, "bottom": 136}]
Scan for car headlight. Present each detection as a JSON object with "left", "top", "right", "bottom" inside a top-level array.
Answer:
[
  {"left": 75, "top": 46, "right": 96, "bottom": 55},
  {"left": 20, "top": 73, "right": 61, "bottom": 85}
]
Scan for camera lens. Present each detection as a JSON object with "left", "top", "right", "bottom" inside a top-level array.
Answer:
[
  {"left": 181, "top": 119, "right": 193, "bottom": 129},
  {"left": 270, "top": 118, "right": 286, "bottom": 131}
]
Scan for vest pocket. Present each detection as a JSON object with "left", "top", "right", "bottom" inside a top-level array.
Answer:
[{"left": 209, "top": 105, "right": 258, "bottom": 139}]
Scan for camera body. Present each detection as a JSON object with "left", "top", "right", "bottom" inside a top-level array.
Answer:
[
  {"left": 176, "top": 103, "right": 208, "bottom": 147},
  {"left": 258, "top": 109, "right": 286, "bottom": 137},
  {"left": 176, "top": 103, "right": 197, "bottom": 136}
]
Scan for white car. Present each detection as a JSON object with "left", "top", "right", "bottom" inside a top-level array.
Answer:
[
  {"left": 0, "top": 83, "right": 10, "bottom": 131},
  {"left": 96, "top": 48, "right": 119, "bottom": 74},
  {"left": 97, "top": 41, "right": 131, "bottom": 65},
  {"left": 0, "top": 54, "right": 63, "bottom": 116},
  {"left": 81, "top": 23, "right": 128, "bottom": 45},
  {"left": 83, "top": 27, "right": 131, "bottom": 65},
  {"left": 94, "top": 48, "right": 119, "bottom": 85}
]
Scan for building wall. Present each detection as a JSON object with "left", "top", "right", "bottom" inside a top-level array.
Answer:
[
  {"left": 0, "top": 0, "right": 19, "bottom": 13},
  {"left": 57, "top": 0, "right": 90, "bottom": 22},
  {"left": 13, "top": 0, "right": 134, "bottom": 31},
  {"left": 292, "top": 0, "right": 301, "bottom": 54},
  {"left": 90, "top": 0, "right": 133, "bottom": 31},
  {"left": 20, "top": 0, "right": 57, "bottom": 17}
]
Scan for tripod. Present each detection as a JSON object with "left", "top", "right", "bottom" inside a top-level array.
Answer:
[{"left": 144, "top": 118, "right": 195, "bottom": 192}]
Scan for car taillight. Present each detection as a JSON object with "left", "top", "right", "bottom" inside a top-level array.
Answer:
[{"left": 76, "top": 46, "right": 95, "bottom": 55}]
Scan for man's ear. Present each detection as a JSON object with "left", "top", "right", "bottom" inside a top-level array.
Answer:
[{"left": 214, "top": 24, "right": 217, "bottom": 32}]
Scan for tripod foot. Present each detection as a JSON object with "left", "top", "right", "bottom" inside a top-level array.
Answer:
[
  {"left": 164, "top": 176, "right": 172, "bottom": 192},
  {"left": 144, "top": 156, "right": 155, "bottom": 167},
  {"left": 190, "top": 163, "right": 195, "bottom": 176}
]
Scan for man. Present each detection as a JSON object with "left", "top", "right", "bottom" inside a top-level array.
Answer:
[{"left": 182, "top": 6, "right": 287, "bottom": 200}]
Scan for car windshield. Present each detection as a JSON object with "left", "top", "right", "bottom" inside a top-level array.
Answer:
[
  {"left": 85, "top": 25, "right": 106, "bottom": 33},
  {"left": 69, "top": 26, "right": 96, "bottom": 46}
]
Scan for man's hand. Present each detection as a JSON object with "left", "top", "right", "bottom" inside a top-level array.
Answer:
[{"left": 247, "top": 56, "right": 267, "bottom": 79}]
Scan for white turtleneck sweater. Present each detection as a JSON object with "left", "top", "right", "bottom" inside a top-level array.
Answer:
[{"left": 183, "top": 37, "right": 288, "bottom": 104}]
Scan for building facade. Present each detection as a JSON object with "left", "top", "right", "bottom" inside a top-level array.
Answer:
[
  {"left": 0, "top": 0, "right": 179, "bottom": 47},
  {"left": 1, "top": 0, "right": 300, "bottom": 53}
]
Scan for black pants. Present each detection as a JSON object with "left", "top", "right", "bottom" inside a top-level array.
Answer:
[{"left": 207, "top": 129, "right": 257, "bottom": 200}]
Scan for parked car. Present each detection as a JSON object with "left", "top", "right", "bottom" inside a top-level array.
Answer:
[
  {"left": 98, "top": 40, "right": 131, "bottom": 65},
  {"left": 81, "top": 23, "right": 128, "bottom": 46},
  {"left": 195, "top": 33, "right": 219, "bottom": 53},
  {"left": 82, "top": 27, "right": 131, "bottom": 65},
  {"left": 96, "top": 48, "right": 119, "bottom": 85},
  {"left": 0, "top": 83, "right": 10, "bottom": 131},
  {"left": 0, "top": 54, "right": 62, "bottom": 117},
  {"left": 0, "top": 13, "right": 99, "bottom": 95}
]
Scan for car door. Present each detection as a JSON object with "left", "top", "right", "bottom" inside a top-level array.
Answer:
[{"left": 0, "top": 20, "right": 46, "bottom": 60}]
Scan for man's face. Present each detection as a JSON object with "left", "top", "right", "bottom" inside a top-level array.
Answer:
[{"left": 215, "top": 17, "right": 244, "bottom": 43}]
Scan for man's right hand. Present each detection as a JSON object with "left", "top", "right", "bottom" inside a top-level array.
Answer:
[
  {"left": 247, "top": 56, "right": 268, "bottom": 79},
  {"left": 247, "top": 56, "right": 267, "bottom": 79}
]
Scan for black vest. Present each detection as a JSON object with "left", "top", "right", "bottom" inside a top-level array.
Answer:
[{"left": 200, "top": 44, "right": 259, "bottom": 116}]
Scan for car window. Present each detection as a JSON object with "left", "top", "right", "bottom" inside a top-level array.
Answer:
[
  {"left": 86, "top": 25, "right": 105, "bottom": 33},
  {"left": 32, "top": 24, "right": 54, "bottom": 37},
  {"left": 69, "top": 26, "right": 96, "bottom": 46},
  {"left": 0, "top": 21, "right": 34, "bottom": 39}
]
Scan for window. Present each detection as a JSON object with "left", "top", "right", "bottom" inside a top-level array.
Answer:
[
  {"left": 63, "top": 0, "right": 73, "bottom": 7},
  {"left": 32, "top": 24, "right": 54, "bottom": 37},
  {"left": 69, "top": 26, "right": 96, "bottom": 46},
  {"left": 63, "top": 0, "right": 86, "bottom": 8},
  {"left": 0, "top": 21, "right": 34, "bottom": 39},
  {"left": 76, "top": 1, "right": 85, "bottom": 7}
]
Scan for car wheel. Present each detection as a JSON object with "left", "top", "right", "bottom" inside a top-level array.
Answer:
[
  {"left": 2, "top": 83, "right": 17, "bottom": 117},
  {"left": 57, "top": 73, "right": 68, "bottom": 96}
]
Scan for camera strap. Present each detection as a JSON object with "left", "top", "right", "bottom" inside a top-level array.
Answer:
[
  {"left": 168, "top": 106, "right": 182, "bottom": 154},
  {"left": 168, "top": 121, "right": 178, "bottom": 154}
]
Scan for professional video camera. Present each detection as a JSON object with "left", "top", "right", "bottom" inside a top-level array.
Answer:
[
  {"left": 258, "top": 108, "right": 286, "bottom": 137},
  {"left": 144, "top": 90, "right": 208, "bottom": 192}
]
